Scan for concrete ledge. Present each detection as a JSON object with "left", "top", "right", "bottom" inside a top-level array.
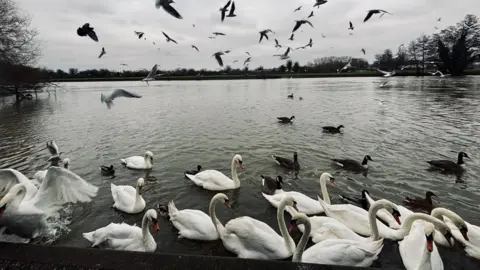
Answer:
[{"left": 0, "top": 242, "right": 393, "bottom": 270}]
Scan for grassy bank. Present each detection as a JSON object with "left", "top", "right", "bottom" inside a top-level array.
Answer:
[{"left": 50, "top": 70, "right": 480, "bottom": 82}]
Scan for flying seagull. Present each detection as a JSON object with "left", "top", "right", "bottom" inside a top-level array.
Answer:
[
  {"left": 98, "top": 47, "right": 106, "bottom": 58},
  {"left": 274, "top": 47, "right": 292, "bottom": 60},
  {"left": 155, "top": 0, "right": 183, "bottom": 19},
  {"left": 274, "top": 39, "right": 282, "bottom": 48},
  {"left": 212, "top": 52, "right": 225, "bottom": 67},
  {"left": 191, "top": 45, "right": 199, "bottom": 51},
  {"left": 233, "top": 60, "right": 239, "bottom": 63},
  {"left": 152, "top": 42, "right": 156, "bottom": 45},
  {"left": 305, "top": 38, "right": 313, "bottom": 48},
  {"left": 134, "top": 31, "right": 144, "bottom": 39},
  {"left": 244, "top": 57, "right": 252, "bottom": 66},
  {"left": 224, "top": 50, "right": 231, "bottom": 53},
  {"left": 213, "top": 32, "right": 226, "bottom": 36},
  {"left": 142, "top": 64, "right": 158, "bottom": 85},
  {"left": 377, "top": 69, "right": 395, "bottom": 77},
  {"left": 348, "top": 21, "right": 354, "bottom": 30},
  {"left": 364, "top": 9, "right": 392, "bottom": 22},
  {"left": 294, "top": 6, "right": 302, "bottom": 12},
  {"left": 314, "top": 0, "right": 327, "bottom": 8},
  {"left": 77, "top": 23, "right": 98, "bottom": 42},
  {"left": 337, "top": 58, "right": 352, "bottom": 74},
  {"left": 192, "top": 24, "right": 195, "bottom": 27},
  {"left": 308, "top": 11, "right": 314, "bottom": 18},
  {"left": 289, "top": 33, "right": 294, "bottom": 41},
  {"left": 321, "top": 33, "right": 326, "bottom": 38},
  {"left": 246, "top": 52, "right": 250, "bottom": 56},
  {"left": 361, "top": 48, "right": 366, "bottom": 55},
  {"left": 227, "top": 1, "right": 236, "bottom": 17},
  {"left": 101, "top": 89, "right": 142, "bottom": 109},
  {"left": 292, "top": 20, "right": 313, "bottom": 32},
  {"left": 437, "top": 17, "right": 442, "bottom": 22},
  {"left": 162, "top": 31, "right": 178, "bottom": 44},
  {"left": 208, "top": 36, "right": 216, "bottom": 39},
  {"left": 220, "top": 0, "right": 231, "bottom": 22},
  {"left": 259, "top": 29, "right": 273, "bottom": 43},
  {"left": 120, "top": 63, "right": 128, "bottom": 66}
]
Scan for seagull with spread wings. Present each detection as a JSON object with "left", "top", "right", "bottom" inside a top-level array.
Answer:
[
  {"left": 292, "top": 20, "right": 313, "bottom": 32},
  {"left": 294, "top": 6, "right": 302, "bottom": 12},
  {"left": 337, "top": 58, "right": 352, "bottom": 74},
  {"left": 377, "top": 69, "right": 396, "bottom": 77},
  {"left": 244, "top": 57, "right": 252, "bottom": 66},
  {"left": 226, "top": 1, "right": 237, "bottom": 17},
  {"left": 308, "top": 11, "right": 314, "bottom": 18},
  {"left": 219, "top": 0, "right": 231, "bottom": 22},
  {"left": 213, "top": 32, "right": 226, "bottom": 36},
  {"left": 289, "top": 33, "right": 294, "bottom": 41},
  {"left": 155, "top": 0, "right": 183, "bottom": 19},
  {"left": 348, "top": 21, "right": 354, "bottom": 30},
  {"left": 274, "top": 47, "right": 292, "bottom": 60},
  {"left": 101, "top": 89, "right": 142, "bottom": 109},
  {"left": 142, "top": 64, "right": 158, "bottom": 85},
  {"left": 364, "top": 9, "right": 392, "bottom": 22},
  {"left": 259, "top": 29, "right": 273, "bottom": 43},
  {"left": 191, "top": 45, "right": 199, "bottom": 51},
  {"left": 77, "top": 23, "right": 98, "bottom": 42},
  {"left": 98, "top": 47, "right": 106, "bottom": 58},
  {"left": 162, "top": 31, "right": 178, "bottom": 44},
  {"left": 314, "top": 0, "right": 327, "bottom": 8},
  {"left": 274, "top": 39, "right": 282, "bottom": 48},
  {"left": 134, "top": 31, "right": 144, "bottom": 39},
  {"left": 213, "top": 52, "right": 225, "bottom": 67}
]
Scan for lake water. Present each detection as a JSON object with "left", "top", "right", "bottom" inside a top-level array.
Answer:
[{"left": 1, "top": 77, "right": 480, "bottom": 269}]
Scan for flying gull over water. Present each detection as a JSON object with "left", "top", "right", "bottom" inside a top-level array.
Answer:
[
  {"left": 191, "top": 45, "right": 199, "bottom": 51},
  {"left": 364, "top": 9, "right": 392, "bottom": 22},
  {"left": 259, "top": 29, "right": 273, "bottom": 43},
  {"left": 337, "top": 58, "right": 352, "bottom": 74},
  {"left": 273, "top": 47, "right": 292, "bottom": 60},
  {"left": 134, "top": 31, "right": 144, "bottom": 39},
  {"left": 212, "top": 52, "right": 225, "bottom": 67},
  {"left": 294, "top": 6, "right": 302, "bottom": 12},
  {"left": 306, "top": 38, "right": 313, "bottom": 48},
  {"left": 289, "top": 34, "right": 294, "bottom": 41},
  {"left": 224, "top": 50, "right": 231, "bottom": 54},
  {"left": 98, "top": 47, "right": 106, "bottom": 58},
  {"left": 162, "top": 32, "right": 178, "bottom": 44},
  {"left": 308, "top": 11, "right": 314, "bottom": 18},
  {"left": 292, "top": 20, "right": 313, "bottom": 32},
  {"left": 244, "top": 57, "right": 252, "bottom": 66},
  {"left": 213, "top": 32, "right": 226, "bottom": 36},
  {"left": 377, "top": 69, "right": 395, "bottom": 77},
  {"left": 142, "top": 64, "right": 158, "bottom": 85},
  {"left": 219, "top": 0, "right": 231, "bottom": 22},
  {"left": 226, "top": 1, "right": 237, "bottom": 18},
  {"left": 77, "top": 23, "right": 98, "bottom": 42},
  {"left": 361, "top": 48, "right": 366, "bottom": 55},
  {"left": 120, "top": 63, "right": 128, "bottom": 66},
  {"left": 314, "top": 0, "right": 327, "bottom": 8},
  {"left": 155, "top": 0, "right": 183, "bottom": 19},
  {"left": 348, "top": 21, "right": 354, "bottom": 30},
  {"left": 101, "top": 89, "right": 142, "bottom": 109}
]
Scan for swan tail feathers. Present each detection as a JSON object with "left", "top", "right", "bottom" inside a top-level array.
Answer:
[
  {"left": 82, "top": 231, "right": 95, "bottom": 243},
  {"left": 185, "top": 174, "right": 195, "bottom": 181},
  {"left": 120, "top": 159, "right": 127, "bottom": 165},
  {"left": 168, "top": 200, "right": 178, "bottom": 216}
]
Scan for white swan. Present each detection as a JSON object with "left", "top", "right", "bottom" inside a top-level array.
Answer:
[
  {"left": 0, "top": 168, "right": 98, "bottom": 239},
  {"left": 111, "top": 178, "right": 146, "bottom": 214},
  {"left": 82, "top": 209, "right": 159, "bottom": 252},
  {"left": 399, "top": 222, "right": 444, "bottom": 270},
  {"left": 33, "top": 158, "right": 70, "bottom": 184},
  {"left": 262, "top": 172, "right": 334, "bottom": 215},
  {"left": 211, "top": 194, "right": 296, "bottom": 259},
  {"left": 185, "top": 154, "right": 243, "bottom": 191},
  {"left": 121, "top": 151, "right": 153, "bottom": 170},
  {"left": 164, "top": 193, "right": 231, "bottom": 241},
  {"left": 363, "top": 191, "right": 401, "bottom": 229},
  {"left": 290, "top": 212, "right": 384, "bottom": 267}
]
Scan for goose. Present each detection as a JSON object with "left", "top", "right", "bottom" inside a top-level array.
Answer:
[
  {"left": 111, "top": 178, "right": 146, "bottom": 214},
  {"left": 399, "top": 222, "right": 444, "bottom": 270},
  {"left": 185, "top": 154, "right": 243, "bottom": 191},
  {"left": 332, "top": 155, "right": 372, "bottom": 172},
  {"left": 339, "top": 189, "right": 370, "bottom": 210},
  {"left": 159, "top": 193, "right": 231, "bottom": 241},
  {"left": 100, "top": 165, "right": 115, "bottom": 176},
  {"left": 212, "top": 194, "right": 297, "bottom": 259},
  {"left": 184, "top": 165, "right": 202, "bottom": 176},
  {"left": 322, "top": 125, "right": 344, "bottom": 134},
  {"left": 82, "top": 209, "right": 159, "bottom": 252},
  {"left": 261, "top": 175, "right": 283, "bottom": 195},
  {"left": 277, "top": 116, "right": 295, "bottom": 123},
  {"left": 0, "top": 168, "right": 98, "bottom": 239},
  {"left": 427, "top": 152, "right": 469, "bottom": 173},
  {"left": 262, "top": 172, "right": 334, "bottom": 215},
  {"left": 272, "top": 152, "right": 300, "bottom": 170},
  {"left": 121, "top": 151, "right": 153, "bottom": 170},
  {"left": 403, "top": 191, "right": 437, "bottom": 213},
  {"left": 287, "top": 199, "right": 400, "bottom": 244},
  {"left": 289, "top": 213, "right": 384, "bottom": 267},
  {"left": 33, "top": 158, "right": 70, "bottom": 184}
]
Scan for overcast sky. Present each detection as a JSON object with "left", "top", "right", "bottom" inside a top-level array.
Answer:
[{"left": 15, "top": 0, "right": 477, "bottom": 71}]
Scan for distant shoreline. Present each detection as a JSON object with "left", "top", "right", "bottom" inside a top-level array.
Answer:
[{"left": 50, "top": 70, "right": 480, "bottom": 82}]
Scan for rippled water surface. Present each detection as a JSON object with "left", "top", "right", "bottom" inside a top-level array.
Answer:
[{"left": 1, "top": 77, "right": 480, "bottom": 269}]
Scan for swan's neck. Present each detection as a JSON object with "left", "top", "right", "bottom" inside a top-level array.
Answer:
[
  {"left": 368, "top": 203, "right": 383, "bottom": 240},
  {"left": 278, "top": 202, "right": 295, "bottom": 253},
  {"left": 396, "top": 213, "right": 436, "bottom": 239},
  {"left": 293, "top": 218, "right": 310, "bottom": 262},
  {"left": 135, "top": 185, "right": 142, "bottom": 205},
  {"left": 141, "top": 214, "right": 155, "bottom": 248},
  {"left": 209, "top": 196, "right": 225, "bottom": 236},
  {"left": 320, "top": 178, "right": 330, "bottom": 204},
  {"left": 230, "top": 159, "right": 240, "bottom": 188},
  {"left": 145, "top": 156, "right": 152, "bottom": 167}
]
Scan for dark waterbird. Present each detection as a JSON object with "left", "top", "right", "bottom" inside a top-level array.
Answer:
[
  {"left": 77, "top": 23, "right": 98, "bottom": 42},
  {"left": 261, "top": 175, "right": 283, "bottom": 195},
  {"left": 100, "top": 165, "right": 115, "bottom": 176},
  {"left": 272, "top": 152, "right": 300, "bottom": 171},
  {"left": 339, "top": 189, "right": 372, "bottom": 210},
  {"left": 213, "top": 51, "right": 225, "bottom": 67},
  {"left": 322, "top": 125, "right": 344, "bottom": 134},
  {"left": 403, "top": 191, "right": 437, "bottom": 213},
  {"left": 308, "top": 11, "right": 314, "bottom": 18},
  {"left": 332, "top": 155, "right": 373, "bottom": 171},
  {"left": 277, "top": 116, "right": 295, "bottom": 123},
  {"left": 427, "top": 152, "right": 469, "bottom": 173},
  {"left": 184, "top": 165, "right": 202, "bottom": 176}
]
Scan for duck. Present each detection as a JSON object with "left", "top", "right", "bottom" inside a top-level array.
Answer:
[
  {"left": 185, "top": 154, "right": 243, "bottom": 191},
  {"left": 403, "top": 191, "right": 437, "bottom": 213},
  {"left": 262, "top": 172, "right": 334, "bottom": 215},
  {"left": 277, "top": 116, "right": 295, "bottom": 123},
  {"left": 212, "top": 194, "right": 297, "bottom": 259},
  {"left": 100, "top": 165, "right": 115, "bottom": 176},
  {"left": 159, "top": 193, "right": 231, "bottom": 241},
  {"left": 111, "top": 178, "right": 146, "bottom": 214},
  {"left": 332, "top": 155, "right": 373, "bottom": 172},
  {"left": 289, "top": 212, "right": 384, "bottom": 267},
  {"left": 272, "top": 152, "right": 300, "bottom": 171},
  {"left": 261, "top": 175, "right": 284, "bottom": 195},
  {"left": 339, "top": 189, "right": 370, "bottom": 211},
  {"left": 82, "top": 209, "right": 159, "bottom": 252},
  {"left": 287, "top": 93, "right": 294, "bottom": 98},
  {"left": 184, "top": 165, "right": 202, "bottom": 176},
  {"left": 427, "top": 152, "right": 469, "bottom": 173},
  {"left": 121, "top": 151, "right": 153, "bottom": 170},
  {"left": 322, "top": 125, "right": 344, "bottom": 134}
]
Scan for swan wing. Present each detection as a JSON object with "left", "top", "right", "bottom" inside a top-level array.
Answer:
[
  {"left": 122, "top": 156, "right": 148, "bottom": 169},
  {"left": 399, "top": 222, "right": 440, "bottom": 269},
  {"left": 319, "top": 198, "right": 372, "bottom": 236},
  {"left": 190, "top": 170, "right": 233, "bottom": 190},
  {"left": 267, "top": 191, "right": 322, "bottom": 215},
  {"left": 0, "top": 169, "right": 38, "bottom": 200},
  {"left": 32, "top": 167, "right": 98, "bottom": 216},
  {"left": 311, "top": 220, "right": 368, "bottom": 243},
  {"left": 83, "top": 222, "right": 142, "bottom": 247},
  {"left": 111, "top": 184, "right": 136, "bottom": 211},
  {"left": 170, "top": 209, "right": 218, "bottom": 240}
]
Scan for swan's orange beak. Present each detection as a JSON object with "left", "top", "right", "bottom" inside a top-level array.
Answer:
[
  {"left": 239, "top": 162, "right": 244, "bottom": 169},
  {"left": 426, "top": 239, "right": 433, "bottom": 252},
  {"left": 153, "top": 223, "right": 159, "bottom": 231},
  {"left": 330, "top": 177, "right": 336, "bottom": 185},
  {"left": 392, "top": 212, "right": 401, "bottom": 225},
  {"left": 288, "top": 224, "right": 296, "bottom": 232},
  {"left": 225, "top": 201, "right": 231, "bottom": 208}
]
